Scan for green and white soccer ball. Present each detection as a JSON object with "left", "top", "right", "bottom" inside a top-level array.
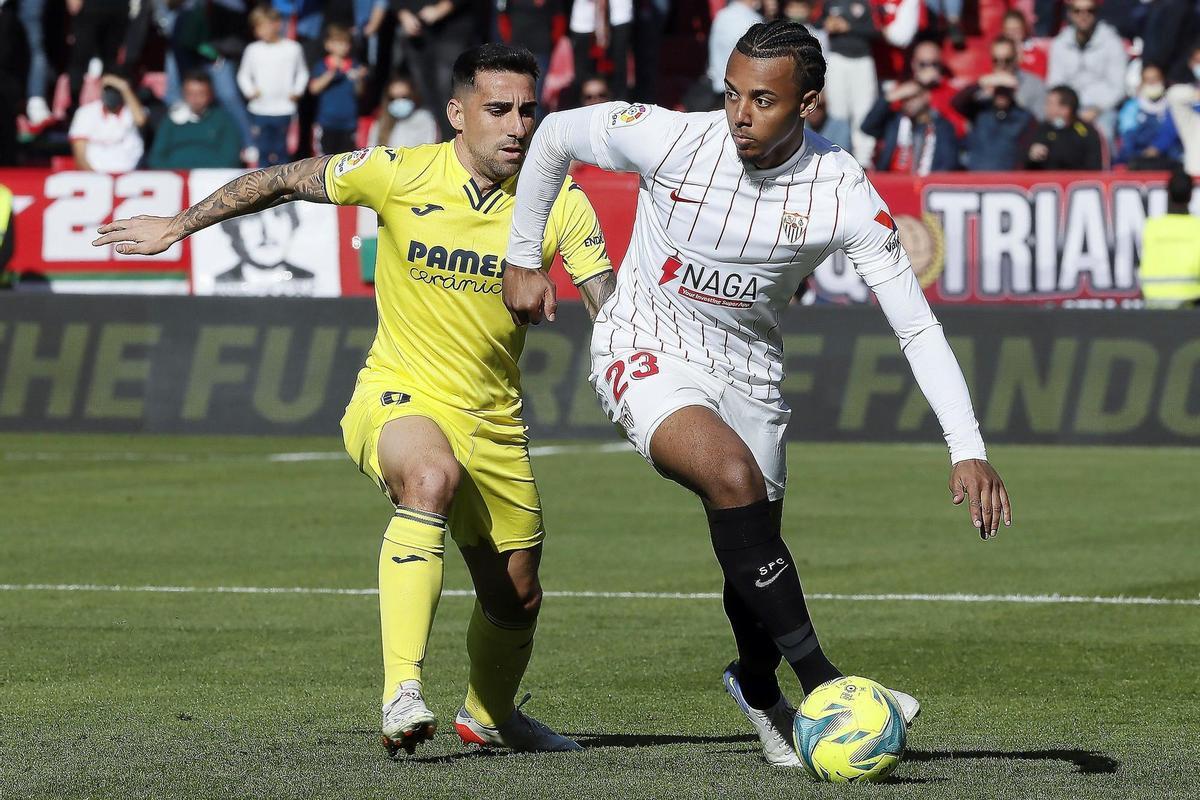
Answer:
[{"left": 793, "top": 676, "right": 907, "bottom": 783}]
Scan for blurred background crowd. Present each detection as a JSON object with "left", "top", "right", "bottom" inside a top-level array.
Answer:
[{"left": 0, "top": 0, "right": 1198, "bottom": 176}]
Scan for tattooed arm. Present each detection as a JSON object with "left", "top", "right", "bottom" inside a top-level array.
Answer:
[
  {"left": 578, "top": 270, "right": 616, "bottom": 322},
  {"left": 91, "top": 157, "right": 333, "bottom": 256}
]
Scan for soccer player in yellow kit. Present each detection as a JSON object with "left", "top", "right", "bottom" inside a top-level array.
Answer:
[{"left": 92, "top": 44, "right": 616, "bottom": 755}]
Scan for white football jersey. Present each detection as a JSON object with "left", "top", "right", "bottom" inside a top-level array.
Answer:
[
  {"left": 566, "top": 103, "right": 907, "bottom": 400},
  {"left": 508, "top": 101, "right": 988, "bottom": 462}
]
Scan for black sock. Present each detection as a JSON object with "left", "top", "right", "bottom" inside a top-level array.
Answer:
[
  {"left": 708, "top": 498, "right": 842, "bottom": 695},
  {"left": 723, "top": 581, "right": 782, "bottom": 709}
]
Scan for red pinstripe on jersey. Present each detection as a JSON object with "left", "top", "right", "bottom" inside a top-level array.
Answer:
[
  {"left": 738, "top": 179, "right": 766, "bottom": 258},
  {"left": 812, "top": 173, "right": 846, "bottom": 265},
  {"left": 713, "top": 163, "right": 747, "bottom": 250},
  {"left": 667, "top": 121, "right": 720, "bottom": 228},
  {"left": 687, "top": 134, "right": 728, "bottom": 242}
]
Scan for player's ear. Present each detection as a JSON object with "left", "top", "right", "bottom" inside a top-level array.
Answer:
[
  {"left": 447, "top": 97, "right": 465, "bottom": 134},
  {"left": 797, "top": 89, "right": 820, "bottom": 119}
]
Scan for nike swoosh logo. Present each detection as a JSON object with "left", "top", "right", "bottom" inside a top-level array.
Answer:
[
  {"left": 392, "top": 554, "right": 428, "bottom": 564},
  {"left": 412, "top": 204, "right": 444, "bottom": 216},
  {"left": 754, "top": 564, "right": 790, "bottom": 588},
  {"left": 669, "top": 189, "right": 702, "bottom": 204}
]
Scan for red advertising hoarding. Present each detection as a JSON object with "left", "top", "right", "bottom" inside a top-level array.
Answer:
[{"left": 0, "top": 167, "right": 1176, "bottom": 305}]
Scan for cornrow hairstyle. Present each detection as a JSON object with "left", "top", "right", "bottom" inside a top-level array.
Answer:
[{"left": 735, "top": 20, "right": 827, "bottom": 95}]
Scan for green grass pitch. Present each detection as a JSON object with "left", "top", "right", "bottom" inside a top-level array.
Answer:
[{"left": 1, "top": 433, "right": 1197, "bottom": 799}]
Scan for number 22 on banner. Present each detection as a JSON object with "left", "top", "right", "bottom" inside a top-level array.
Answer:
[{"left": 604, "top": 351, "right": 659, "bottom": 403}]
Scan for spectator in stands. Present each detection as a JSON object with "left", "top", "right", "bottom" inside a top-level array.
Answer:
[
  {"left": 908, "top": 39, "right": 966, "bottom": 137},
  {"left": 781, "top": 0, "right": 827, "bottom": 53},
  {"left": 394, "top": 0, "right": 478, "bottom": 139},
  {"left": 273, "top": 0, "right": 323, "bottom": 44},
  {"left": 499, "top": 0, "right": 562, "bottom": 99},
  {"left": 1139, "top": 169, "right": 1200, "bottom": 308},
  {"left": 67, "top": 0, "right": 130, "bottom": 112},
  {"left": 309, "top": 24, "right": 367, "bottom": 155},
  {"left": 1142, "top": 0, "right": 1200, "bottom": 86},
  {"left": 148, "top": 70, "right": 242, "bottom": 168},
  {"left": 0, "top": 73, "right": 17, "bottom": 166},
  {"left": 367, "top": 74, "right": 439, "bottom": 147},
  {"left": 570, "top": 0, "right": 635, "bottom": 101},
  {"left": 862, "top": 80, "right": 960, "bottom": 174},
  {"left": 702, "top": 0, "right": 764, "bottom": 114},
  {"left": 238, "top": 5, "right": 308, "bottom": 166},
  {"left": 1154, "top": 44, "right": 1200, "bottom": 177},
  {"left": 353, "top": 0, "right": 389, "bottom": 75},
  {"left": 164, "top": 0, "right": 255, "bottom": 159},
  {"left": 1116, "top": 63, "right": 1182, "bottom": 170},
  {"left": 69, "top": 74, "right": 146, "bottom": 173},
  {"left": 953, "top": 48, "right": 1037, "bottom": 171},
  {"left": 924, "top": 0, "right": 965, "bottom": 51},
  {"left": 1026, "top": 85, "right": 1104, "bottom": 170},
  {"left": 821, "top": 0, "right": 879, "bottom": 164},
  {"left": 1033, "top": 0, "right": 1060, "bottom": 37},
  {"left": 633, "top": 0, "right": 670, "bottom": 103},
  {"left": 580, "top": 75, "right": 612, "bottom": 106},
  {"left": 807, "top": 94, "right": 849, "bottom": 150},
  {"left": 985, "top": 34, "right": 1046, "bottom": 121},
  {"left": 17, "top": 0, "right": 52, "bottom": 127},
  {"left": 1047, "top": 0, "right": 1128, "bottom": 139},
  {"left": 1002, "top": 9, "right": 1048, "bottom": 79}
]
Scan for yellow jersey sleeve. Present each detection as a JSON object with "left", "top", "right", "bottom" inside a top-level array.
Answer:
[
  {"left": 549, "top": 180, "right": 612, "bottom": 285},
  {"left": 323, "top": 146, "right": 401, "bottom": 212}
]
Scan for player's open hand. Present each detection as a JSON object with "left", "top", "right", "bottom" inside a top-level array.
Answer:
[
  {"left": 92, "top": 215, "right": 180, "bottom": 256},
  {"left": 949, "top": 459, "right": 1011, "bottom": 540},
  {"left": 503, "top": 265, "right": 557, "bottom": 325}
]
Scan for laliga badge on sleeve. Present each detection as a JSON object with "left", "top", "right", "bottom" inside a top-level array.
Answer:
[
  {"left": 608, "top": 103, "right": 651, "bottom": 129},
  {"left": 334, "top": 148, "right": 373, "bottom": 178}
]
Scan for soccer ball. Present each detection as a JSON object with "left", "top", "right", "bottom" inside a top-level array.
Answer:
[{"left": 793, "top": 676, "right": 907, "bottom": 783}]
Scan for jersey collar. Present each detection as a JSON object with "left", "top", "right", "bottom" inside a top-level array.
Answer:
[
  {"left": 739, "top": 130, "right": 811, "bottom": 181},
  {"left": 448, "top": 140, "right": 518, "bottom": 213}
]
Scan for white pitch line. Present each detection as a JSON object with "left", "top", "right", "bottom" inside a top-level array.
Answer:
[
  {"left": 2, "top": 443, "right": 633, "bottom": 465},
  {"left": 0, "top": 584, "right": 1197, "bottom": 607}
]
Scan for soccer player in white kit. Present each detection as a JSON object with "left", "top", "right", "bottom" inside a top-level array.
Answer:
[{"left": 504, "top": 21, "right": 1013, "bottom": 766}]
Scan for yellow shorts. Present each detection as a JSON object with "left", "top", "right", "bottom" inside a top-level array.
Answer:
[{"left": 340, "top": 373, "right": 544, "bottom": 553}]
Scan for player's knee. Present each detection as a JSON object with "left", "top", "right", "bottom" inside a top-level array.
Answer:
[
  {"left": 386, "top": 456, "right": 461, "bottom": 512},
  {"left": 705, "top": 457, "right": 765, "bottom": 507},
  {"left": 517, "top": 582, "right": 543, "bottom": 619}
]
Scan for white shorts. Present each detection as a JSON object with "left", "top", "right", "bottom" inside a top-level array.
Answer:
[{"left": 589, "top": 347, "right": 790, "bottom": 501}]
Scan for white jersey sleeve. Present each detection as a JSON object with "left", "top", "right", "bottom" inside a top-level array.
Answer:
[
  {"left": 507, "top": 103, "right": 685, "bottom": 269},
  {"left": 871, "top": 262, "right": 988, "bottom": 464},
  {"left": 841, "top": 171, "right": 913, "bottom": 289},
  {"left": 840, "top": 170, "right": 986, "bottom": 462}
]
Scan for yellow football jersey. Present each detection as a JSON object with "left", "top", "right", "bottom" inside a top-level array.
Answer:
[{"left": 324, "top": 143, "right": 611, "bottom": 421}]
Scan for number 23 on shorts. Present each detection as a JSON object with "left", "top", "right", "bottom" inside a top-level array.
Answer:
[{"left": 604, "top": 351, "right": 660, "bottom": 403}]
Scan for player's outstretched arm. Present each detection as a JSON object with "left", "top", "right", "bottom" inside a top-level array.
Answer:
[{"left": 91, "top": 156, "right": 333, "bottom": 256}]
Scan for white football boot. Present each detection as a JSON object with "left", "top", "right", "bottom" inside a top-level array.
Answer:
[
  {"left": 381, "top": 680, "right": 437, "bottom": 756},
  {"left": 722, "top": 662, "right": 803, "bottom": 767},
  {"left": 884, "top": 686, "right": 921, "bottom": 727},
  {"left": 454, "top": 694, "right": 582, "bottom": 752}
]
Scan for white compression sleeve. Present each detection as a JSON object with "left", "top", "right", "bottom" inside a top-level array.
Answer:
[
  {"left": 872, "top": 269, "right": 987, "bottom": 463},
  {"left": 507, "top": 106, "right": 603, "bottom": 269}
]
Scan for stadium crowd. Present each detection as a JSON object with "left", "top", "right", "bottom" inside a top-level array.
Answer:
[{"left": 0, "top": 0, "right": 1198, "bottom": 175}]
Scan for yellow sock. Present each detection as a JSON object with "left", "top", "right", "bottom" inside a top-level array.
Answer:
[
  {"left": 378, "top": 505, "right": 447, "bottom": 704},
  {"left": 464, "top": 601, "right": 537, "bottom": 726}
]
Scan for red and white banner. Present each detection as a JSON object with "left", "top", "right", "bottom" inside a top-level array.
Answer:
[
  {"left": 0, "top": 168, "right": 368, "bottom": 296},
  {"left": 807, "top": 172, "right": 1185, "bottom": 308},
  {"left": 0, "top": 167, "right": 1180, "bottom": 305}
]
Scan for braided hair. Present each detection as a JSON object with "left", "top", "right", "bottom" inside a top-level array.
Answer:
[{"left": 734, "top": 20, "right": 826, "bottom": 96}]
